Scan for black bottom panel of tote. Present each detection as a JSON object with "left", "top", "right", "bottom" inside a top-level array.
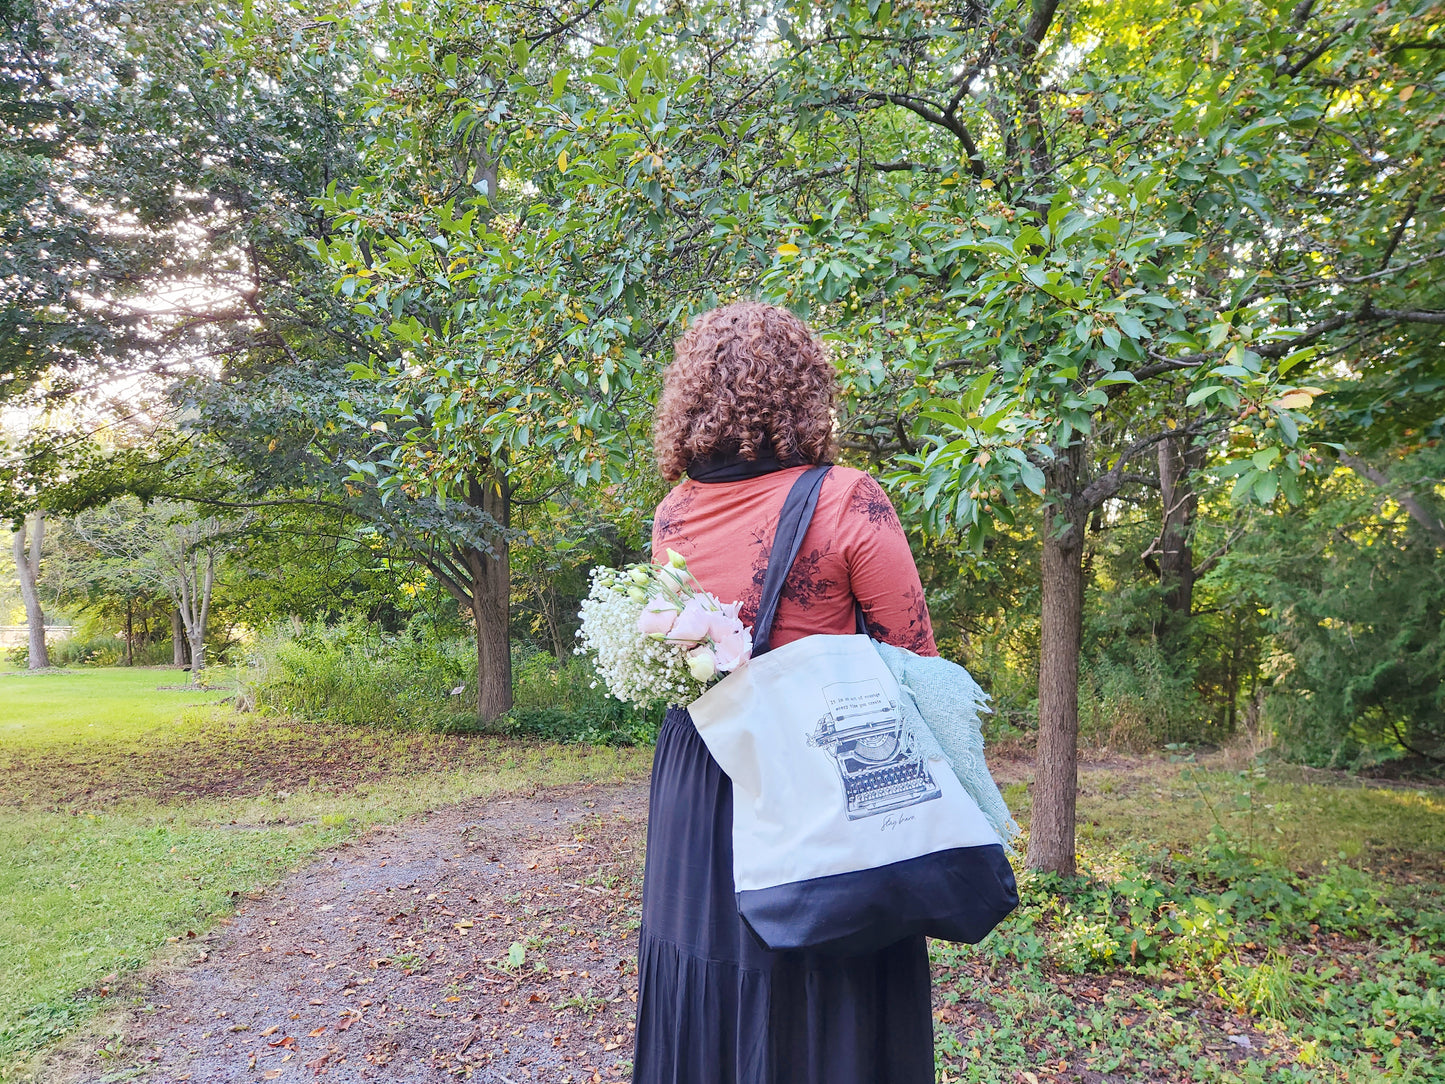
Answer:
[{"left": 737, "top": 844, "right": 1019, "bottom": 956}]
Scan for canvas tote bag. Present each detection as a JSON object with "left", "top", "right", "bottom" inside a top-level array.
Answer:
[{"left": 688, "top": 465, "right": 1018, "bottom": 956}]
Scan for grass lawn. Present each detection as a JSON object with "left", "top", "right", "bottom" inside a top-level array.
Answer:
[
  {"left": 0, "top": 667, "right": 231, "bottom": 747},
  {"left": 0, "top": 667, "right": 651, "bottom": 1080}
]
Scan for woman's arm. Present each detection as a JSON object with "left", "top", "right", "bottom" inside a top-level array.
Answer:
[{"left": 837, "top": 473, "right": 939, "bottom": 656}]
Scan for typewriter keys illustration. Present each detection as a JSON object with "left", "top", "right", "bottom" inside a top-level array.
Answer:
[{"left": 808, "top": 679, "right": 942, "bottom": 820}]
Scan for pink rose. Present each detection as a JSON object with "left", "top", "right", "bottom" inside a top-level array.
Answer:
[
  {"left": 704, "top": 608, "right": 739, "bottom": 643},
  {"left": 636, "top": 598, "right": 678, "bottom": 636}
]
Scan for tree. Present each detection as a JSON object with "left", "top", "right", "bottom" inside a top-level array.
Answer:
[
  {"left": 0, "top": 0, "right": 160, "bottom": 403},
  {"left": 1221, "top": 444, "right": 1445, "bottom": 764},
  {"left": 39, "top": 509, "right": 179, "bottom": 665},
  {"left": 74, "top": 497, "right": 239, "bottom": 673},
  {"left": 301, "top": 0, "right": 773, "bottom": 717},
  {"left": 724, "top": 0, "right": 1445, "bottom": 873},
  {"left": 68, "top": 0, "right": 580, "bottom": 717}
]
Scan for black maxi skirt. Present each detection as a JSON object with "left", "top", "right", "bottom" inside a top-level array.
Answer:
[{"left": 633, "top": 707, "right": 935, "bottom": 1084}]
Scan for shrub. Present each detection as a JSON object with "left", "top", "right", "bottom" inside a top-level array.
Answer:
[
  {"left": 242, "top": 624, "right": 659, "bottom": 744},
  {"left": 501, "top": 648, "right": 661, "bottom": 745},
  {"left": 4, "top": 632, "right": 123, "bottom": 668},
  {"left": 1078, "top": 639, "right": 1210, "bottom": 749},
  {"left": 243, "top": 620, "right": 476, "bottom": 729},
  {"left": 129, "top": 639, "right": 178, "bottom": 666},
  {"left": 48, "top": 633, "right": 124, "bottom": 668}
]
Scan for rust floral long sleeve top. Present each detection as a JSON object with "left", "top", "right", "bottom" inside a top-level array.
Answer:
[{"left": 651, "top": 465, "right": 938, "bottom": 657}]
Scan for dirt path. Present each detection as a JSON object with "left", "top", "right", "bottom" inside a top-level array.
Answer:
[{"left": 57, "top": 784, "right": 650, "bottom": 1083}]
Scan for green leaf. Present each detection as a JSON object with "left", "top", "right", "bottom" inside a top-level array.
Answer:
[
  {"left": 1116, "top": 313, "right": 1148, "bottom": 340},
  {"left": 1276, "top": 412, "right": 1298, "bottom": 445},
  {"left": 1020, "top": 461, "right": 1046, "bottom": 495},
  {"left": 1186, "top": 385, "right": 1222, "bottom": 407},
  {"left": 1231, "top": 470, "right": 1257, "bottom": 503},
  {"left": 961, "top": 372, "right": 992, "bottom": 413},
  {"left": 507, "top": 941, "right": 525, "bottom": 968},
  {"left": 1252, "top": 471, "right": 1278, "bottom": 503}
]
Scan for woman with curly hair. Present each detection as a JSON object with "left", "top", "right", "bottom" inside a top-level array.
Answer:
[{"left": 634, "top": 301, "right": 938, "bottom": 1084}]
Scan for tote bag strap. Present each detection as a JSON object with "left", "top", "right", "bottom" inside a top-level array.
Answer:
[{"left": 752, "top": 465, "right": 832, "bottom": 656}]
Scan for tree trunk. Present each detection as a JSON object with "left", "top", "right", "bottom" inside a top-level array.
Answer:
[
  {"left": 1028, "top": 441, "right": 1085, "bottom": 876},
  {"left": 172, "top": 609, "right": 188, "bottom": 667},
  {"left": 179, "top": 546, "right": 215, "bottom": 674},
  {"left": 124, "top": 597, "right": 134, "bottom": 666},
  {"left": 543, "top": 585, "right": 567, "bottom": 661},
  {"left": 12, "top": 512, "right": 49, "bottom": 670},
  {"left": 1155, "top": 434, "right": 1205, "bottom": 628},
  {"left": 188, "top": 628, "right": 207, "bottom": 673},
  {"left": 467, "top": 471, "right": 513, "bottom": 721},
  {"left": 1223, "top": 609, "right": 1244, "bottom": 735}
]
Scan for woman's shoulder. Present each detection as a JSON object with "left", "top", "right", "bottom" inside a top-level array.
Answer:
[
  {"left": 823, "top": 466, "right": 903, "bottom": 528},
  {"left": 824, "top": 464, "right": 880, "bottom": 493},
  {"left": 653, "top": 480, "right": 698, "bottom": 534}
]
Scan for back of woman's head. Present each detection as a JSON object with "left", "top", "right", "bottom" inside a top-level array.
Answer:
[{"left": 653, "top": 301, "right": 837, "bottom": 482}]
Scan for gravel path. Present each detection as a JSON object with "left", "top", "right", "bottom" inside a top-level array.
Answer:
[{"left": 60, "top": 783, "right": 650, "bottom": 1083}]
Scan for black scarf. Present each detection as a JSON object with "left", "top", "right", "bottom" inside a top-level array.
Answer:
[{"left": 687, "top": 453, "right": 820, "bottom": 483}]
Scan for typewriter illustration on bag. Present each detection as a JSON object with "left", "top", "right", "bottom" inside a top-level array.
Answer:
[{"left": 808, "top": 679, "right": 942, "bottom": 820}]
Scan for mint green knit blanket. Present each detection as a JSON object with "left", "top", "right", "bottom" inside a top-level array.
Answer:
[{"left": 874, "top": 641, "right": 1021, "bottom": 848}]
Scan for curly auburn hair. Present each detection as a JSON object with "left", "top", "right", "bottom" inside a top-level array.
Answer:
[{"left": 653, "top": 302, "right": 837, "bottom": 482}]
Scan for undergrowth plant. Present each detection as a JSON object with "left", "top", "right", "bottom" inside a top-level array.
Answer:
[
  {"left": 241, "top": 623, "right": 659, "bottom": 744},
  {"left": 935, "top": 824, "right": 1445, "bottom": 1082}
]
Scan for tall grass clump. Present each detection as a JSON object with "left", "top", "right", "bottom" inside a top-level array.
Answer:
[
  {"left": 244, "top": 619, "right": 476, "bottom": 729},
  {"left": 4, "top": 631, "right": 123, "bottom": 669},
  {"left": 1079, "top": 640, "right": 1211, "bottom": 749}
]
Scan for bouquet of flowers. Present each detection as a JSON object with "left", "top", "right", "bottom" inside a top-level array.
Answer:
[{"left": 576, "top": 549, "right": 753, "bottom": 707}]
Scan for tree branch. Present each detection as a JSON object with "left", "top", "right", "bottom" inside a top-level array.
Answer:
[
  {"left": 861, "top": 91, "right": 986, "bottom": 177},
  {"left": 1388, "top": 718, "right": 1445, "bottom": 763},
  {"left": 1255, "top": 310, "right": 1358, "bottom": 357},
  {"left": 420, "top": 548, "right": 475, "bottom": 608},
  {"left": 1377, "top": 191, "right": 1421, "bottom": 272},
  {"left": 1109, "top": 356, "right": 1207, "bottom": 398},
  {"left": 1370, "top": 308, "right": 1445, "bottom": 325},
  {"left": 1340, "top": 452, "right": 1445, "bottom": 548},
  {"left": 1079, "top": 428, "right": 1197, "bottom": 509},
  {"left": 1194, "top": 524, "right": 1249, "bottom": 578},
  {"left": 1282, "top": 19, "right": 1356, "bottom": 77},
  {"left": 1018, "top": 0, "right": 1062, "bottom": 64}
]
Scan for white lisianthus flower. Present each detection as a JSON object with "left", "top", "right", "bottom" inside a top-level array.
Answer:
[{"left": 686, "top": 645, "right": 718, "bottom": 681}]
